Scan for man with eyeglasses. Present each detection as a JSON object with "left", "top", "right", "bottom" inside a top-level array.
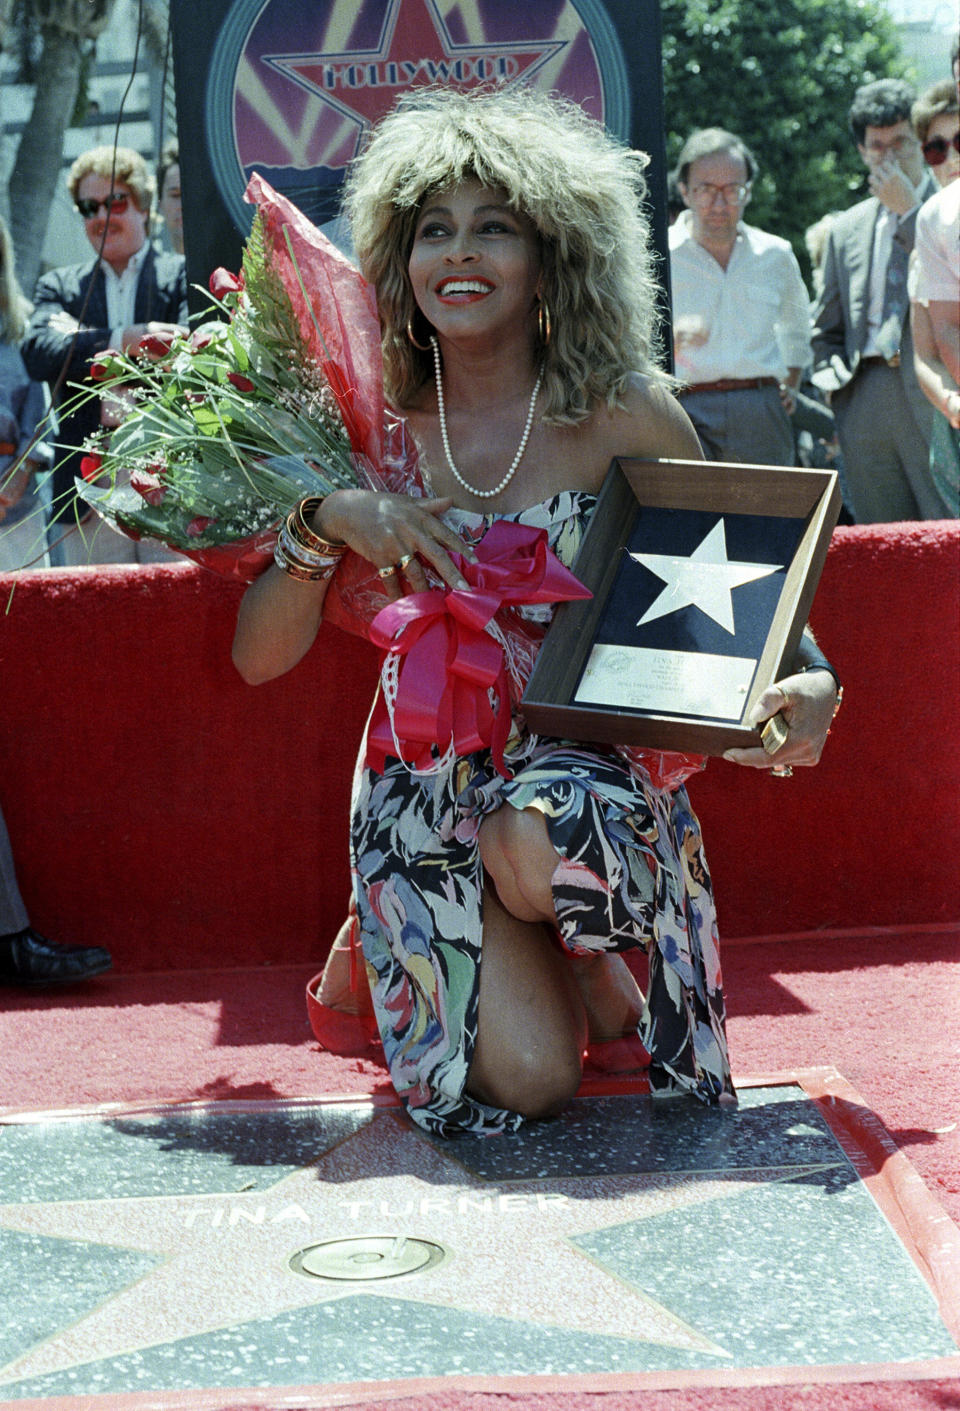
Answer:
[
  {"left": 668, "top": 128, "right": 812, "bottom": 468},
  {"left": 21, "top": 145, "right": 188, "bottom": 564},
  {"left": 811, "top": 79, "right": 942, "bottom": 522}
]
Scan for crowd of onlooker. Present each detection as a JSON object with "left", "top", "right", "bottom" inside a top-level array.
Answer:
[
  {"left": 668, "top": 52, "right": 959, "bottom": 525},
  {"left": 0, "top": 50, "right": 958, "bottom": 988},
  {"left": 3, "top": 58, "right": 958, "bottom": 579}
]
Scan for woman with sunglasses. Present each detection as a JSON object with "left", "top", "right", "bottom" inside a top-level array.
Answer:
[
  {"left": 908, "top": 69, "right": 960, "bottom": 517},
  {"left": 20, "top": 146, "right": 188, "bottom": 565},
  {"left": 913, "top": 79, "right": 960, "bottom": 187}
]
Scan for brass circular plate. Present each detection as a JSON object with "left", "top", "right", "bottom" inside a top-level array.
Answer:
[{"left": 289, "top": 1235, "right": 447, "bottom": 1283}]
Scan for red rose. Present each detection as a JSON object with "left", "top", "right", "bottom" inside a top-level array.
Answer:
[
  {"left": 79, "top": 453, "right": 103, "bottom": 482},
  {"left": 227, "top": 372, "right": 255, "bottom": 392},
  {"left": 136, "top": 330, "right": 176, "bottom": 359},
  {"left": 130, "top": 469, "right": 166, "bottom": 507},
  {"left": 186, "top": 516, "right": 215, "bottom": 537},
  {"left": 209, "top": 267, "right": 244, "bottom": 300},
  {"left": 89, "top": 350, "right": 122, "bottom": 381},
  {"left": 190, "top": 327, "right": 215, "bottom": 352}
]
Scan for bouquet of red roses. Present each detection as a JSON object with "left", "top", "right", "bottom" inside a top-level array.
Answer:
[{"left": 70, "top": 173, "right": 407, "bottom": 583}]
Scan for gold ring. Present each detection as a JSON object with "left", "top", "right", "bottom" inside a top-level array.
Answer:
[
  {"left": 397, "top": 552, "right": 416, "bottom": 571},
  {"left": 760, "top": 712, "right": 789, "bottom": 756},
  {"left": 770, "top": 765, "right": 794, "bottom": 778},
  {"left": 377, "top": 564, "right": 398, "bottom": 579}
]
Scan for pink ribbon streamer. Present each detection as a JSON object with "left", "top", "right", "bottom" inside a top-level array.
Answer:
[{"left": 365, "top": 521, "right": 591, "bottom": 778}]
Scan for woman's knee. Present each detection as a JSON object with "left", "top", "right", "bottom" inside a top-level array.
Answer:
[
  {"left": 479, "top": 805, "right": 559, "bottom": 923},
  {"left": 468, "top": 1026, "right": 584, "bottom": 1120}
]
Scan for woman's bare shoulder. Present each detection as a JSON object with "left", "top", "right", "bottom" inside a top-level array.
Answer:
[{"left": 595, "top": 373, "right": 704, "bottom": 463}]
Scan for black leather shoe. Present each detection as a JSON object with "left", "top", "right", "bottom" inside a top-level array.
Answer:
[{"left": 0, "top": 929, "right": 113, "bottom": 986}]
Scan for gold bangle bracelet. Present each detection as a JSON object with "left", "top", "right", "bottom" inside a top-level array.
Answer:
[
  {"left": 277, "top": 521, "right": 343, "bottom": 570},
  {"left": 291, "top": 496, "right": 347, "bottom": 554},
  {"left": 273, "top": 538, "right": 340, "bottom": 582}
]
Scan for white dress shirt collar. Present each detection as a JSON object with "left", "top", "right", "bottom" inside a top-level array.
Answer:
[{"left": 100, "top": 240, "right": 150, "bottom": 338}]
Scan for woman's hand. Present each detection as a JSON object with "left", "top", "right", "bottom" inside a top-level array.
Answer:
[
  {"left": 722, "top": 669, "right": 839, "bottom": 772},
  {"left": 316, "top": 489, "right": 475, "bottom": 601}
]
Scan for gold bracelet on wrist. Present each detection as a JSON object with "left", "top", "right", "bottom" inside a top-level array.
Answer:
[
  {"left": 277, "top": 519, "right": 342, "bottom": 567},
  {"left": 274, "top": 518, "right": 344, "bottom": 582},
  {"left": 273, "top": 538, "right": 340, "bottom": 583},
  {"left": 290, "top": 496, "right": 347, "bottom": 555}
]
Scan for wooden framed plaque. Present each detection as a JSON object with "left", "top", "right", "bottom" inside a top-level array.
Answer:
[{"left": 521, "top": 458, "right": 841, "bottom": 755}]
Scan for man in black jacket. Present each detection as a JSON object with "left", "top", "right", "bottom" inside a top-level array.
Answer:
[{"left": 21, "top": 145, "right": 188, "bottom": 564}]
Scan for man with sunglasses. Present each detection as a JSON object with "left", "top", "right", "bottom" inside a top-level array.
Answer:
[
  {"left": 811, "top": 79, "right": 942, "bottom": 523},
  {"left": 21, "top": 145, "right": 188, "bottom": 564},
  {"left": 668, "top": 128, "right": 812, "bottom": 468}
]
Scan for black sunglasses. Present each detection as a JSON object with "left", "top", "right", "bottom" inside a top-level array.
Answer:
[
  {"left": 922, "top": 133, "right": 960, "bottom": 166},
  {"left": 76, "top": 193, "right": 130, "bottom": 219}
]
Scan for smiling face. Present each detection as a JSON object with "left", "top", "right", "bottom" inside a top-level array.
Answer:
[
  {"left": 76, "top": 173, "right": 149, "bottom": 274},
  {"left": 407, "top": 180, "right": 541, "bottom": 349}
]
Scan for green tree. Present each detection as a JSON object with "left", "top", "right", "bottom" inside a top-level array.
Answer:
[
  {"left": 661, "top": 0, "right": 910, "bottom": 281},
  {"left": 4, "top": 0, "right": 119, "bottom": 293}
]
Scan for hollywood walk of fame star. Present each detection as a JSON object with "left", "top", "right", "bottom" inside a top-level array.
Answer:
[
  {"left": 0, "top": 1106, "right": 843, "bottom": 1387},
  {"left": 262, "top": 0, "right": 567, "bottom": 151},
  {"left": 631, "top": 519, "right": 782, "bottom": 634}
]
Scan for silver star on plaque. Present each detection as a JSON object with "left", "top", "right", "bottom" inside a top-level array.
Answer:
[{"left": 631, "top": 519, "right": 781, "bottom": 634}]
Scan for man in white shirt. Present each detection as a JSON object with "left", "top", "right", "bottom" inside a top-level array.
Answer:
[
  {"left": 21, "top": 146, "right": 188, "bottom": 564},
  {"left": 811, "top": 80, "right": 939, "bottom": 522},
  {"left": 668, "top": 128, "right": 812, "bottom": 467}
]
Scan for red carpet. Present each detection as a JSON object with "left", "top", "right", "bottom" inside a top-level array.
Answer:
[
  {"left": 1, "top": 523, "right": 958, "bottom": 1407},
  {"left": 2, "top": 927, "right": 958, "bottom": 1411}
]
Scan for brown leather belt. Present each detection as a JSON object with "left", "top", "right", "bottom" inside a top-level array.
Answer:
[
  {"left": 0, "top": 442, "right": 17, "bottom": 456},
  {"left": 678, "top": 377, "right": 779, "bottom": 395}
]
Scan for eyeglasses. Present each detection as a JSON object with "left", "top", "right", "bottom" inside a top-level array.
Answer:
[
  {"left": 922, "top": 133, "right": 960, "bottom": 166},
  {"left": 687, "top": 182, "right": 750, "bottom": 206},
  {"left": 75, "top": 193, "right": 130, "bottom": 219}
]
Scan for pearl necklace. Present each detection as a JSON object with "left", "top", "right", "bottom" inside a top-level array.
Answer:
[{"left": 431, "top": 336, "right": 542, "bottom": 500}]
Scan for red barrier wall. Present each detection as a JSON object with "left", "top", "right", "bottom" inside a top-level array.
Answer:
[{"left": 1, "top": 520, "right": 957, "bottom": 971}]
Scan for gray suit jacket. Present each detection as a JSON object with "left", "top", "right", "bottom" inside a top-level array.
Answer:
[{"left": 810, "top": 178, "right": 936, "bottom": 442}]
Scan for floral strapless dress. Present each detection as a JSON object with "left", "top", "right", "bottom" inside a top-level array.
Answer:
[{"left": 349, "top": 491, "right": 735, "bottom": 1136}]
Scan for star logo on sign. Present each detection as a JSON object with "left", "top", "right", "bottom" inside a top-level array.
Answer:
[
  {"left": 263, "top": 0, "right": 567, "bottom": 153},
  {"left": 631, "top": 519, "right": 782, "bottom": 634}
]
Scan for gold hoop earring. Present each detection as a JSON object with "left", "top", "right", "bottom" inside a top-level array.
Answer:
[
  {"left": 537, "top": 297, "right": 552, "bottom": 347},
  {"left": 406, "top": 318, "right": 431, "bottom": 351}
]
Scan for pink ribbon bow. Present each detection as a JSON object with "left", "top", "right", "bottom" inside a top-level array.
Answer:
[{"left": 365, "top": 521, "right": 591, "bottom": 778}]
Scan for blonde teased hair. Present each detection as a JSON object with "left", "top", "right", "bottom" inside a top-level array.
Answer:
[
  {"left": 0, "top": 214, "right": 31, "bottom": 342},
  {"left": 343, "top": 84, "right": 668, "bottom": 423},
  {"left": 67, "top": 145, "right": 155, "bottom": 213}
]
